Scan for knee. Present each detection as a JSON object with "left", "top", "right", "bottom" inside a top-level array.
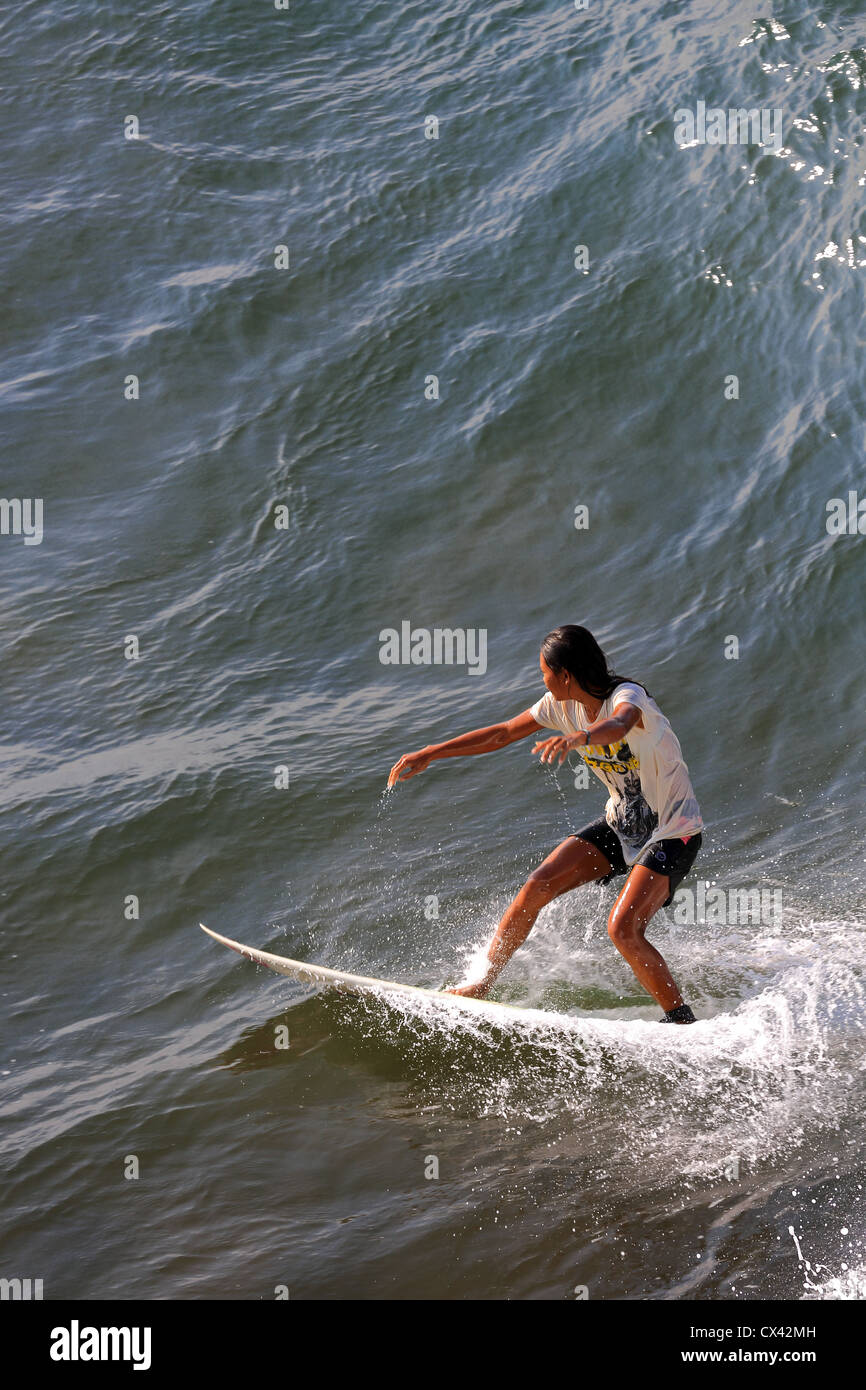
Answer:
[
  {"left": 607, "top": 903, "right": 639, "bottom": 947},
  {"left": 522, "top": 872, "right": 557, "bottom": 906}
]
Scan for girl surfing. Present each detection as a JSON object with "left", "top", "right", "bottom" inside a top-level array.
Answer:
[{"left": 387, "top": 625, "right": 704, "bottom": 1023}]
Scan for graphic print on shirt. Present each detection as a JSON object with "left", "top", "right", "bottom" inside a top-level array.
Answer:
[{"left": 581, "top": 736, "right": 658, "bottom": 851}]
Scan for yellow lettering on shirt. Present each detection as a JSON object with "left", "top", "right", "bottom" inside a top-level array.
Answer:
[{"left": 581, "top": 735, "right": 639, "bottom": 777}]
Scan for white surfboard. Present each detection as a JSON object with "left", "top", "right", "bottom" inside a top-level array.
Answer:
[{"left": 200, "top": 923, "right": 534, "bottom": 1017}]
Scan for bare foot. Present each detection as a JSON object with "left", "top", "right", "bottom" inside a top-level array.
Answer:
[{"left": 445, "top": 980, "right": 491, "bottom": 1000}]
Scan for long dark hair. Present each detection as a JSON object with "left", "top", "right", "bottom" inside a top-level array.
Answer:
[{"left": 540, "top": 625, "right": 651, "bottom": 701}]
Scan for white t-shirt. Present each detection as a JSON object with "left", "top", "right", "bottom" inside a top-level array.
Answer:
[{"left": 529, "top": 681, "right": 703, "bottom": 865}]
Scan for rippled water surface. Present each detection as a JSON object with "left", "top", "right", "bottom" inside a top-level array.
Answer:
[{"left": 2, "top": 0, "right": 865, "bottom": 1299}]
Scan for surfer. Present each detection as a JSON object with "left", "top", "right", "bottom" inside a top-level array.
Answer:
[{"left": 387, "top": 625, "right": 704, "bottom": 1023}]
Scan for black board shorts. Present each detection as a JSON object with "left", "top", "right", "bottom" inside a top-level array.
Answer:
[{"left": 572, "top": 817, "right": 702, "bottom": 908}]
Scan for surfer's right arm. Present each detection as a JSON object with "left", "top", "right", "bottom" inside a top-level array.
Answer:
[{"left": 387, "top": 709, "right": 542, "bottom": 788}]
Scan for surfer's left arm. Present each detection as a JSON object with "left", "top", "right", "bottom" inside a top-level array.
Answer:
[{"left": 532, "top": 703, "right": 643, "bottom": 765}]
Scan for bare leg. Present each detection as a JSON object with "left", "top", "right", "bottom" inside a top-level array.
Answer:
[
  {"left": 447, "top": 835, "right": 612, "bottom": 998},
  {"left": 606, "top": 864, "right": 683, "bottom": 1011}
]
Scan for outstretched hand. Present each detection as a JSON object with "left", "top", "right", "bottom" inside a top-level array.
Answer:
[
  {"left": 387, "top": 749, "right": 435, "bottom": 789},
  {"left": 532, "top": 734, "right": 586, "bottom": 767}
]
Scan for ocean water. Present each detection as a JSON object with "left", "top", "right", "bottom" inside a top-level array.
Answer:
[{"left": 1, "top": 0, "right": 865, "bottom": 1300}]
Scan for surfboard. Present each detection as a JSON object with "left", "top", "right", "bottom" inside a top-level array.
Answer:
[{"left": 200, "top": 923, "right": 531, "bottom": 1017}]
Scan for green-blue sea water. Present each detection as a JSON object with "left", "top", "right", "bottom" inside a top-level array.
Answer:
[{"left": 1, "top": 0, "right": 865, "bottom": 1299}]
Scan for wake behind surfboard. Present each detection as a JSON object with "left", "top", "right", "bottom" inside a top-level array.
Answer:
[{"left": 200, "top": 923, "right": 553, "bottom": 1021}]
